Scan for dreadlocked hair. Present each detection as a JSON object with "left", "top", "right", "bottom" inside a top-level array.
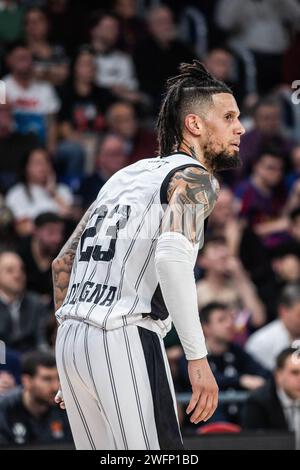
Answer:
[{"left": 157, "top": 60, "right": 232, "bottom": 157}]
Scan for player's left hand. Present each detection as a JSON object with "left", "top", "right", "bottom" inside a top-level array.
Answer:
[
  {"left": 186, "top": 357, "right": 219, "bottom": 424},
  {"left": 55, "top": 389, "right": 66, "bottom": 410}
]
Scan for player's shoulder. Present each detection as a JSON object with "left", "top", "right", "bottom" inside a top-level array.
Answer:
[{"left": 167, "top": 165, "right": 220, "bottom": 204}]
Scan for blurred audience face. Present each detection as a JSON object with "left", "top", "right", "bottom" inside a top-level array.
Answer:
[
  {"left": 272, "top": 255, "right": 300, "bottom": 283},
  {"left": 96, "top": 134, "right": 128, "bottom": 177},
  {"left": 106, "top": 102, "right": 137, "bottom": 139},
  {"left": 22, "top": 365, "right": 60, "bottom": 406},
  {"left": 25, "top": 9, "right": 49, "bottom": 41},
  {"left": 203, "top": 307, "right": 235, "bottom": 344},
  {"left": 279, "top": 300, "right": 300, "bottom": 338},
  {"left": 200, "top": 241, "right": 230, "bottom": 277},
  {"left": 205, "top": 49, "right": 233, "bottom": 82},
  {"left": 291, "top": 145, "right": 300, "bottom": 174},
  {"left": 254, "top": 103, "right": 281, "bottom": 136},
  {"left": 91, "top": 15, "right": 120, "bottom": 49},
  {"left": 290, "top": 213, "right": 300, "bottom": 242},
  {"left": 209, "top": 188, "right": 239, "bottom": 227},
  {"left": 48, "top": 0, "right": 68, "bottom": 13},
  {"left": 114, "top": 0, "right": 137, "bottom": 19},
  {"left": 253, "top": 154, "right": 284, "bottom": 188},
  {"left": 74, "top": 50, "right": 96, "bottom": 83},
  {"left": 26, "top": 149, "right": 51, "bottom": 186},
  {"left": 276, "top": 354, "right": 300, "bottom": 400},
  {"left": 34, "top": 221, "right": 64, "bottom": 257},
  {"left": 7, "top": 46, "right": 33, "bottom": 78},
  {"left": 0, "top": 105, "right": 13, "bottom": 137},
  {"left": 0, "top": 252, "right": 26, "bottom": 297},
  {"left": 147, "top": 6, "right": 176, "bottom": 44}
]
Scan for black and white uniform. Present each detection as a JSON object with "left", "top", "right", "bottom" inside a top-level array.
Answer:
[{"left": 55, "top": 152, "right": 219, "bottom": 450}]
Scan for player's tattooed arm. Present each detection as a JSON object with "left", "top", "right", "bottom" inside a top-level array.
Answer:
[
  {"left": 52, "top": 202, "right": 96, "bottom": 312},
  {"left": 162, "top": 166, "right": 219, "bottom": 244}
]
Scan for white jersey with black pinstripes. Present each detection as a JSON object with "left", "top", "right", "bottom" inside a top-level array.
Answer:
[{"left": 55, "top": 153, "right": 219, "bottom": 338}]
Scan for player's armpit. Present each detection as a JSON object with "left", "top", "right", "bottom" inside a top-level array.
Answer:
[{"left": 162, "top": 166, "right": 219, "bottom": 244}]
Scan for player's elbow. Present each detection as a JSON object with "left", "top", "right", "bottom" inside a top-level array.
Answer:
[
  {"left": 155, "top": 232, "right": 194, "bottom": 265},
  {"left": 52, "top": 258, "right": 61, "bottom": 273}
]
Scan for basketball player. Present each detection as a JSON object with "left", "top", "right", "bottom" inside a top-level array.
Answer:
[{"left": 52, "top": 61, "right": 245, "bottom": 450}]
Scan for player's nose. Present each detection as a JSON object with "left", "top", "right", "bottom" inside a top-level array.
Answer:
[{"left": 236, "top": 119, "right": 245, "bottom": 136}]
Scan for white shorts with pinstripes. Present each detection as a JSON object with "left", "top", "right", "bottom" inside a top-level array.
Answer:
[{"left": 55, "top": 318, "right": 183, "bottom": 450}]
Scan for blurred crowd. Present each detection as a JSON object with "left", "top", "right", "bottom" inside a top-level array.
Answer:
[{"left": 0, "top": 0, "right": 300, "bottom": 449}]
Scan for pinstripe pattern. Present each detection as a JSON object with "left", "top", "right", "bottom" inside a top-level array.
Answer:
[
  {"left": 102, "top": 189, "right": 159, "bottom": 329},
  {"left": 83, "top": 324, "right": 117, "bottom": 449},
  {"left": 61, "top": 323, "right": 96, "bottom": 449},
  {"left": 85, "top": 258, "right": 113, "bottom": 321},
  {"left": 122, "top": 317, "right": 150, "bottom": 449},
  {"left": 116, "top": 189, "right": 159, "bottom": 301},
  {"left": 135, "top": 227, "right": 160, "bottom": 290},
  {"left": 72, "top": 323, "right": 85, "bottom": 386},
  {"left": 103, "top": 329, "right": 128, "bottom": 449},
  {"left": 126, "top": 226, "right": 161, "bottom": 317}
]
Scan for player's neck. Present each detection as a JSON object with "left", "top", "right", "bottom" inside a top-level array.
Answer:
[{"left": 178, "top": 141, "right": 211, "bottom": 173}]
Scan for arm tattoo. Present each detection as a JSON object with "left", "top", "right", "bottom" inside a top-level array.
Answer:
[
  {"left": 162, "top": 167, "right": 219, "bottom": 244},
  {"left": 52, "top": 202, "right": 95, "bottom": 312}
]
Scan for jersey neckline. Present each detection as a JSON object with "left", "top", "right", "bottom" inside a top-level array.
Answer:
[{"left": 162, "top": 151, "right": 209, "bottom": 171}]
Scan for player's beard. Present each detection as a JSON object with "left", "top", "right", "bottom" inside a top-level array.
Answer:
[{"left": 203, "top": 142, "right": 241, "bottom": 173}]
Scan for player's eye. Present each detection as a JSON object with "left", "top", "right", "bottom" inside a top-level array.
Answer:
[{"left": 225, "top": 114, "right": 233, "bottom": 121}]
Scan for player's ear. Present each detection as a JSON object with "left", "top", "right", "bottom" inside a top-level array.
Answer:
[{"left": 184, "top": 114, "right": 203, "bottom": 136}]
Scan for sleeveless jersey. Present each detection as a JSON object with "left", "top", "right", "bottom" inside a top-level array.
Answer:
[{"left": 55, "top": 153, "right": 220, "bottom": 338}]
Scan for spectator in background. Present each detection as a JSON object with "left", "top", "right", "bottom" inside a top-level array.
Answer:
[
  {"left": 133, "top": 5, "right": 194, "bottom": 112},
  {"left": 215, "top": 0, "right": 300, "bottom": 94},
  {"left": 177, "top": 303, "right": 269, "bottom": 424},
  {"left": 0, "top": 252, "right": 48, "bottom": 353},
  {"left": 204, "top": 47, "right": 247, "bottom": 107},
  {"left": 44, "top": 315, "right": 57, "bottom": 352},
  {"left": 286, "top": 144, "right": 300, "bottom": 193},
  {"left": 236, "top": 149, "right": 289, "bottom": 249},
  {"left": 3, "top": 43, "right": 60, "bottom": 153},
  {"left": 105, "top": 101, "right": 157, "bottom": 164},
  {"left": 18, "top": 212, "right": 65, "bottom": 306},
  {"left": 285, "top": 178, "right": 300, "bottom": 217},
  {"left": 113, "top": 0, "right": 147, "bottom": 53},
  {"left": 0, "top": 0, "right": 24, "bottom": 45},
  {"left": 78, "top": 133, "right": 129, "bottom": 209},
  {"left": 289, "top": 207, "right": 300, "bottom": 244},
  {"left": 24, "top": 7, "right": 70, "bottom": 86},
  {"left": 246, "top": 284, "right": 300, "bottom": 370},
  {"left": 89, "top": 11, "right": 141, "bottom": 103},
  {"left": 0, "top": 348, "right": 21, "bottom": 396},
  {"left": 270, "top": 242, "right": 300, "bottom": 290},
  {"left": 242, "top": 347, "right": 300, "bottom": 449},
  {"left": 0, "top": 102, "right": 39, "bottom": 193},
  {"left": 0, "top": 351, "right": 72, "bottom": 446},
  {"left": 46, "top": 0, "right": 88, "bottom": 56},
  {"left": 196, "top": 236, "right": 266, "bottom": 338},
  {"left": 56, "top": 48, "right": 117, "bottom": 187},
  {"left": 5, "top": 148, "right": 73, "bottom": 237},
  {"left": 239, "top": 99, "right": 293, "bottom": 178},
  {"left": 0, "top": 205, "right": 19, "bottom": 252},
  {"left": 207, "top": 187, "right": 277, "bottom": 321}
]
